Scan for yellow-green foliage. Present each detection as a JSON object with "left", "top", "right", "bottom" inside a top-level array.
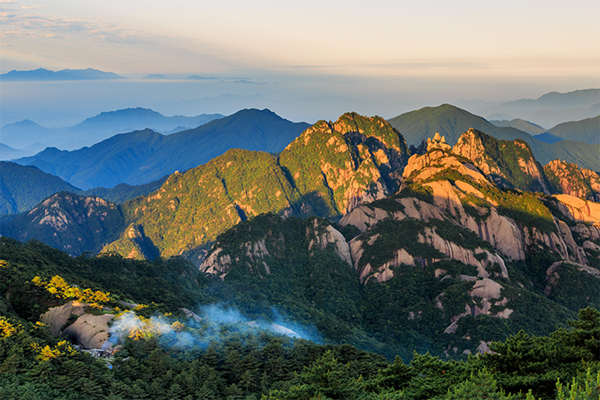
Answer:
[
  {"left": 31, "top": 274, "right": 111, "bottom": 308},
  {"left": 0, "top": 316, "right": 20, "bottom": 338},
  {"left": 556, "top": 368, "right": 600, "bottom": 400},
  {"left": 30, "top": 339, "right": 76, "bottom": 361}
]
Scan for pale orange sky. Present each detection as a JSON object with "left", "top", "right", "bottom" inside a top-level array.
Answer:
[{"left": 1, "top": 0, "right": 600, "bottom": 78}]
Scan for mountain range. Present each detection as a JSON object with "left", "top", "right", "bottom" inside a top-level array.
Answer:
[
  {"left": 388, "top": 104, "right": 600, "bottom": 170},
  {"left": 486, "top": 88, "right": 600, "bottom": 127},
  {"left": 0, "top": 68, "right": 122, "bottom": 81},
  {"left": 191, "top": 126, "right": 600, "bottom": 356},
  {"left": 9, "top": 112, "right": 598, "bottom": 266},
  {"left": 2, "top": 112, "right": 599, "bottom": 363},
  {"left": 16, "top": 109, "right": 310, "bottom": 189},
  {"left": 491, "top": 114, "right": 599, "bottom": 145},
  {"left": 0, "top": 107, "right": 223, "bottom": 151}
]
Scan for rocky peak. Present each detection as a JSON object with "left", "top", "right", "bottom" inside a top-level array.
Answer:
[
  {"left": 400, "top": 130, "right": 600, "bottom": 267},
  {"left": 452, "top": 129, "right": 549, "bottom": 193},
  {"left": 280, "top": 112, "right": 409, "bottom": 215},
  {"left": 426, "top": 132, "right": 451, "bottom": 152},
  {"left": 544, "top": 159, "right": 600, "bottom": 202}
]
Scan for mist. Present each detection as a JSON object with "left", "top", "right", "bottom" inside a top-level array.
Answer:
[
  {"left": 3, "top": 72, "right": 599, "bottom": 129},
  {"left": 105, "top": 303, "right": 322, "bottom": 352}
]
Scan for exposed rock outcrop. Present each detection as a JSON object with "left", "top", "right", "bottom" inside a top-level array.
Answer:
[
  {"left": 545, "top": 160, "right": 600, "bottom": 201},
  {"left": 63, "top": 313, "right": 113, "bottom": 349},
  {"left": 41, "top": 301, "right": 113, "bottom": 349},
  {"left": 199, "top": 216, "right": 354, "bottom": 279},
  {"left": 0, "top": 192, "right": 124, "bottom": 256},
  {"left": 452, "top": 129, "right": 549, "bottom": 193},
  {"left": 307, "top": 220, "right": 352, "bottom": 266},
  {"left": 398, "top": 131, "right": 596, "bottom": 267}
]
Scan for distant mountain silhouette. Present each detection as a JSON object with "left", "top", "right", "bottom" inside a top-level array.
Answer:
[
  {"left": 0, "top": 68, "right": 122, "bottom": 81},
  {"left": 488, "top": 88, "right": 600, "bottom": 127},
  {"left": 490, "top": 118, "right": 546, "bottom": 135},
  {"left": 0, "top": 107, "right": 223, "bottom": 150},
  {"left": 0, "top": 143, "right": 26, "bottom": 160},
  {"left": 16, "top": 109, "right": 310, "bottom": 189}
]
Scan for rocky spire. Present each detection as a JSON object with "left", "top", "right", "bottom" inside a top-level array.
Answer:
[{"left": 426, "top": 132, "right": 451, "bottom": 152}]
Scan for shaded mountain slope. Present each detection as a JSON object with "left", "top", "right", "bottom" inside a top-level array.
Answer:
[
  {"left": 490, "top": 118, "right": 546, "bottom": 135},
  {"left": 533, "top": 132, "right": 563, "bottom": 143},
  {"left": 0, "top": 192, "right": 125, "bottom": 255},
  {"left": 83, "top": 176, "right": 168, "bottom": 204},
  {"left": 0, "top": 162, "right": 79, "bottom": 215},
  {"left": 548, "top": 115, "right": 600, "bottom": 144}
]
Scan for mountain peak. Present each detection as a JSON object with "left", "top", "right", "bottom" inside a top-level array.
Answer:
[
  {"left": 229, "top": 108, "right": 282, "bottom": 119},
  {"left": 83, "top": 107, "right": 164, "bottom": 121}
]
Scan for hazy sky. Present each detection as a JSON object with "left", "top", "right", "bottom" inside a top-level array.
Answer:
[
  {"left": 2, "top": 0, "right": 600, "bottom": 78},
  {"left": 1, "top": 1, "right": 599, "bottom": 128}
]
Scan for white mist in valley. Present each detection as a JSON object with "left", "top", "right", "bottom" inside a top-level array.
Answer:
[{"left": 104, "top": 303, "right": 321, "bottom": 351}]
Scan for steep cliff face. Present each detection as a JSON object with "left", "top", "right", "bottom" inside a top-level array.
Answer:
[
  {"left": 0, "top": 192, "right": 124, "bottom": 255},
  {"left": 398, "top": 134, "right": 597, "bottom": 268},
  {"left": 198, "top": 191, "right": 579, "bottom": 355},
  {"left": 452, "top": 128, "right": 550, "bottom": 193},
  {"left": 544, "top": 159, "right": 600, "bottom": 202},
  {"left": 279, "top": 113, "right": 408, "bottom": 215},
  {"left": 104, "top": 113, "right": 409, "bottom": 260}
]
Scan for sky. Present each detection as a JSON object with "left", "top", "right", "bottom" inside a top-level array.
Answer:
[{"left": 1, "top": 0, "right": 600, "bottom": 126}]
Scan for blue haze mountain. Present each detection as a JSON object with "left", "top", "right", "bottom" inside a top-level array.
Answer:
[
  {"left": 0, "top": 107, "right": 223, "bottom": 150},
  {"left": 16, "top": 109, "right": 310, "bottom": 189}
]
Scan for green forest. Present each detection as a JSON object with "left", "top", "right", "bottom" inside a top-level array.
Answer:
[{"left": 1, "top": 238, "right": 600, "bottom": 399}]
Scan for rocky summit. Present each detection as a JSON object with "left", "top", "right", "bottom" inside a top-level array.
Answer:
[
  {"left": 197, "top": 127, "right": 600, "bottom": 356},
  {"left": 102, "top": 113, "right": 409, "bottom": 261},
  {"left": 2, "top": 112, "right": 600, "bottom": 360}
]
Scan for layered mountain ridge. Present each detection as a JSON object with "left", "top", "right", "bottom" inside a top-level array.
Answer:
[
  {"left": 388, "top": 104, "right": 600, "bottom": 171},
  {"left": 197, "top": 129, "right": 600, "bottom": 355},
  {"left": 17, "top": 109, "right": 308, "bottom": 188},
  {"left": 1, "top": 110, "right": 600, "bottom": 357},
  {"left": 102, "top": 113, "right": 409, "bottom": 260}
]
